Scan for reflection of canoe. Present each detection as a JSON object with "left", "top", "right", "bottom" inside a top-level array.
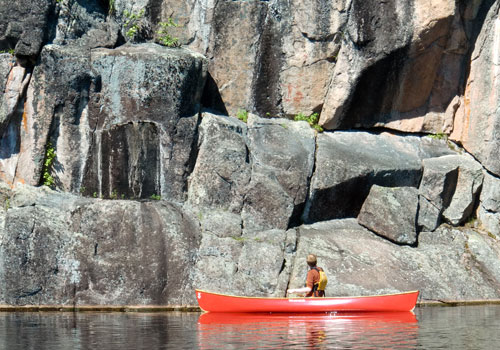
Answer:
[
  {"left": 198, "top": 311, "right": 417, "bottom": 325},
  {"left": 195, "top": 289, "right": 419, "bottom": 313}
]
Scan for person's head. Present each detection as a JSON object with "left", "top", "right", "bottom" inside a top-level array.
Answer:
[{"left": 306, "top": 254, "right": 317, "bottom": 267}]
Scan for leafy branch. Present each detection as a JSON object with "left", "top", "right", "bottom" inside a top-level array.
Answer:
[
  {"left": 42, "top": 142, "right": 56, "bottom": 187},
  {"left": 156, "top": 18, "right": 179, "bottom": 47}
]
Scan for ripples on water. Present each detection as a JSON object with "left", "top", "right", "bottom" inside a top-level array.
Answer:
[{"left": 1, "top": 306, "right": 500, "bottom": 349}]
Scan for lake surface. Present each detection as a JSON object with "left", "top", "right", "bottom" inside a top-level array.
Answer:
[{"left": 1, "top": 305, "right": 499, "bottom": 349}]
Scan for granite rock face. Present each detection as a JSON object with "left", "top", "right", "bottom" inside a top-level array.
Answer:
[
  {"left": 0, "top": 0, "right": 55, "bottom": 60},
  {"left": 451, "top": 1, "right": 500, "bottom": 177},
  {"left": 2, "top": 0, "right": 500, "bottom": 307},
  {"left": 289, "top": 219, "right": 500, "bottom": 301},
  {"left": 302, "top": 131, "right": 454, "bottom": 223},
  {"left": 0, "top": 184, "right": 200, "bottom": 306},
  {"left": 188, "top": 113, "right": 315, "bottom": 233},
  {"left": 357, "top": 186, "right": 419, "bottom": 246},
  {"left": 82, "top": 43, "right": 207, "bottom": 201},
  {"left": 418, "top": 154, "right": 484, "bottom": 229},
  {"left": 0, "top": 45, "right": 92, "bottom": 188}
]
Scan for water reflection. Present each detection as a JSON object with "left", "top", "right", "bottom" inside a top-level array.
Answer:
[
  {"left": 2, "top": 306, "right": 500, "bottom": 349},
  {"left": 0, "top": 312, "right": 199, "bottom": 350},
  {"left": 198, "top": 312, "right": 418, "bottom": 349}
]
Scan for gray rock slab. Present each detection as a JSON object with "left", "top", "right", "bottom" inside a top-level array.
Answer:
[
  {"left": 0, "top": 0, "right": 54, "bottom": 58},
  {"left": 441, "top": 155, "right": 483, "bottom": 225},
  {"left": 357, "top": 185, "right": 418, "bottom": 245},
  {"left": 188, "top": 113, "right": 315, "bottom": 232},
  {"left": 0, "top": 44, "right": 92, "bottom": 189},
  {"left": 83, "top": 43, "right": 208, "bottom": 201},
  {"left": 478, "top": 172, "right": 500, "bottom": 236},
  {"left": 187, "top": 113, "right": 250, "bottom": 213},
  {"left": 304, "top": 131, "right": 429, "bottom": 223},
  {"left": 0, "top": 184, "right": 201, "bottom": 306},
  {"left": 193, "top": 229, "right": 291, "bottom": 298}
]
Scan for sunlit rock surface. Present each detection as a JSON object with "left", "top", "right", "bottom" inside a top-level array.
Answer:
[
  {"left": 2, "top": 0, "right": 500, "bottom": 307},
  {"left": 357, "top": 185, "right": 419, "bottom": 246}
]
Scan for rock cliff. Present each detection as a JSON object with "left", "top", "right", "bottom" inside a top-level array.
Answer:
[{"left": 1, "top": 0, "right": 500, "bottom": 307}]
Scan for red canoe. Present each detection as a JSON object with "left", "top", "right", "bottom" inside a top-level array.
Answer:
[{"left": 195, "top": 289, "right": 419, "bottom": 313}]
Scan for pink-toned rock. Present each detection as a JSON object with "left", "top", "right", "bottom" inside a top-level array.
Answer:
[
  {"left": 450, "top": 4, "right": 500, "bottom": 176},
  {"left": 320, "top": 0, "right": 473, "bottom": 134}
]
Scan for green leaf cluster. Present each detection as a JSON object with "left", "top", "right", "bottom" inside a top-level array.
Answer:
[
  {"left": 237, "top": 109, "right": 248, "bottom": 123},
  {"left": 124, "top": 9, "right": 145, "bottom": 39},
  {"left": 42, "top": 142, "right": 56, "bottom": 187},
  {"left": 294, "top": 112, "right": 323, "bottom": 132},
  {"left": 157, "top": 18, "right": 179, "bottom": 47}
]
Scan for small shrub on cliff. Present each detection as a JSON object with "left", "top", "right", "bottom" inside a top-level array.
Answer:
[
  {"left": 237, "top": 109, "right": 248, "bottom": 123},
  {"left": 124, "top": 9, "right": 145, "bottom": 39},
  {"left": 428, "top": 132, "right": 447, "bottom": 140},
  {"left": 42, "top": 142, "right": 56, "bottom": 187},
  {"left": 108, "top": 0, "right": 115, "bottom": 15},
  {"left": 150, "top": 194, "right": 161, "bottom": 200},
  {"left": 294, "top": 112, "right": 323, "bottom": 132},
  {"left": 156, "top": 18, "right": 179, "bottom": 47}
]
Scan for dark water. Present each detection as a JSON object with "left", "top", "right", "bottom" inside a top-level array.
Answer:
[{"left": 1, "top": 306, "right": 499, "bottom": 349}]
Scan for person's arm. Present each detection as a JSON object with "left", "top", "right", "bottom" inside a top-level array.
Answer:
[{"left": 287, "top": 286, "right": 312, "bottom": 295}]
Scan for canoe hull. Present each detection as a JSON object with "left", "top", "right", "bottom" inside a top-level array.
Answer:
[{"left": 195, "top": 290, "right": 419, "bottom": 313}]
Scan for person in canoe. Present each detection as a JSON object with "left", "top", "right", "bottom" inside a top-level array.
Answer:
[{"left": 287, "top": 254, "right": 327, "bottom": 297}]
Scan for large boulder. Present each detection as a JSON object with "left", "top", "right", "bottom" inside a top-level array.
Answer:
[
  {"left": 82, "top": 43, "right": 208, "bottom": 201},
  {"left": 0, "top": 184, "right": 201, "bottom": 306},
  {"left": 0, "top": 0, "right": 55, "bottom": 60},
  {"left": 188, "top": 113, "right": 315, "bottom": 232},
  {"left": 357, "top": 185, "right": 419, "bottom": 245},
  {"left": 478, "top": 172, "right": 500, "bottom": 236},
  {"left": 242, "top": 114, "right": 315, "bottom": 231},
  {"left": 193, "top": 228, "right": 293, "bottom": 297},
  {"left": 418, "top": 154, "right": 483, "bottom": 228},
  {"left": 303, "top": 131, "right": 454, "bottom": 223},
  {"left": 441, "top": 155, "right": 483, "bottom": 225},
  {"left": 187, "top": 113, "right": 250, "bottom": 213}
]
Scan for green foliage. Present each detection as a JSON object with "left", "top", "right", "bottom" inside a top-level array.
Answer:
[
  {"left": 428, "top": 132, "right": 447, "bottom": 140},
  {"left": 124, "top": 9, "right": 145, "bottom": 39},
  {"left": 237, "top": 109, "right": 248, "bottom": 123},
  {"left": 93, "top": 192, "right": 97, "bottom": 198},
  {"left": 110, "top": 189, "right": 118, "bottom": 199},
  {"left": 4, "top": 198, "right": 9, "bottom": 211},
  {"left": 150, "top": 194, "right": 161, "bottom": 200},
  {"left": 156, "top": 18, "right": 179, "bottom": 47},
  {"left": 42, "top": 142, "right": 56, "bottom": 187},
  {"left": 294, "top": 112, "right": 323, "bottom": 132},
  {"left": 108, "top": 0, "right": 115, "bottom": 15},
  {"left": 0, "top": 49, "right": 15, "bottom": 55}
]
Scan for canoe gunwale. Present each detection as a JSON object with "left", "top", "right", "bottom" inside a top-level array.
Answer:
[
  {"left": 195, "top": 289, "right": 420, "bottom": 300},
  {"left": 195, "top": 289, "right": 420, "bottom": 313}
]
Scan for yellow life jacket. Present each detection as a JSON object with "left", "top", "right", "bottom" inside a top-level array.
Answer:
[{"left": 313, "top": 267, "right": 328, "bottom": 291}]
